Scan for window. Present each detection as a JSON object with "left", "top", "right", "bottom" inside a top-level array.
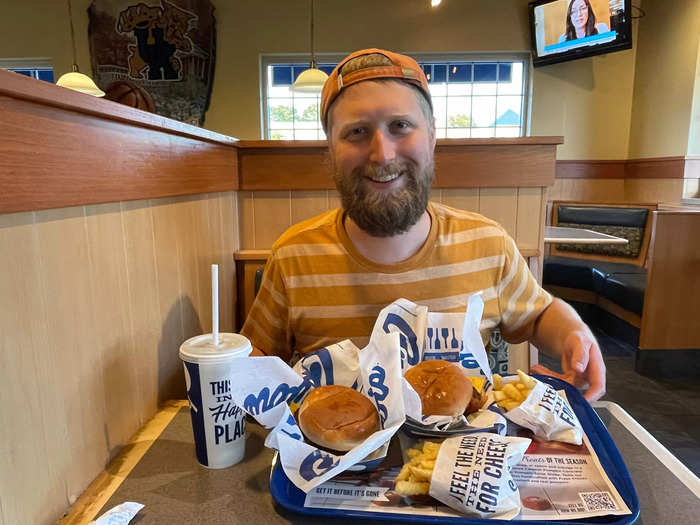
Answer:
[
  {"left": 0, "top": 58, "right": 54, "bottom": 83},
  {"left": 261, "top": 53, "right": 529, "bottom": 140}
]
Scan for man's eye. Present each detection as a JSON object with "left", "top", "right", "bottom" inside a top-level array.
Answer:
[
  {"left": 346, "top": 127, "right": 366, "bottom": 139},
  {"left": 393, "top": 121, "right": 412, "bottom": 132}
]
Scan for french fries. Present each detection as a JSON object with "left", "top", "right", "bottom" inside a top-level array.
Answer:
[
  {"left": 493, "top": 369, "right": 537, "bottom": 412},
  {"left": 395, "top": 440, "right": 441, "bottom": 496}
]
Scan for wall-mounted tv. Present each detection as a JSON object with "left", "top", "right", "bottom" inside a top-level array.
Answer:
[{"left": 529, "top": 0, "right": 632, "bottom": 67}]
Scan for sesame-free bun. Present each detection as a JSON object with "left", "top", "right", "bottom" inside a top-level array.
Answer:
[
  {"left": 298, "top": 385, "right": 380, "bottom": 452},
  {"left": 404, "top": 360, "right": 474, "bottom": 417}
]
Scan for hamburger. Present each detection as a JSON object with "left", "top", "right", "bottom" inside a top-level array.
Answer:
[
  {"left": 298, "top": 385, "right": 380, "bottom": 451},
  {"left": 404, "top": 359, "right": 483, "bottom": 417}
]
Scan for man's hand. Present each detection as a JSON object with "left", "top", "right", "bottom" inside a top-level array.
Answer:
[{"left": 530, "top": 299, "right": 606, "bottom": 402}]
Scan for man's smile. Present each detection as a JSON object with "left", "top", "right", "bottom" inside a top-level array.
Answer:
[{"left": 365, "top": 170, "right": 403, "bottom": 185}]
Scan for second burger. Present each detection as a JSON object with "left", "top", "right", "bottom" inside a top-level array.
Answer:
[{"left": 404, "top": 359, "right": 485, "bottom": 417}]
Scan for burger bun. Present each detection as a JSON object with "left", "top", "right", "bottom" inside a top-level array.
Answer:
[
  {"left": 404, "top": 359, "right": 474, "bottom": 417},
  {"left": 298, "top": 385, "right": 380, "bottom": 452}
]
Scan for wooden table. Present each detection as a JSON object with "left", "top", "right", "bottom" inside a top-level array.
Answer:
[
  {"left": 60, "top": 400, "right": 700, "bottom": 524},
  {"left": 544, "top": 226, "right": 629, "bottom": 244}
]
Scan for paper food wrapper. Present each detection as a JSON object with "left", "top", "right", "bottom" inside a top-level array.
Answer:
[
  {"left": 429, "top": 433, "right": 531, "bottom": 520},
  {"left": 226, "top": 332, "right": 407, "bottom": 493},
  {"left": 371, "top": 295, "right": 506, "bottom": 434},
  {"left": 89, "top": 502, "right": 144, "bottom": 525},
  {"left": 500, "top": 376, "right": 583, "bottom": 445}
]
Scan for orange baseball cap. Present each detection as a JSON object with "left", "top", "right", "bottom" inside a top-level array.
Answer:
[{"left": 320, "top": 48, "right": 432, "bottom": 130}]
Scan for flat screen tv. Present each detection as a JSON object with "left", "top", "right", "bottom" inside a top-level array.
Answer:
[{"left": 529, "top": 0, "right": 632, "bottom": 67}]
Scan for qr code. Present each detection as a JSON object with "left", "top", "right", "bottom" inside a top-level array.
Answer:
[{"left": 579, "top": 491, "right": 618, "bottom": 511}]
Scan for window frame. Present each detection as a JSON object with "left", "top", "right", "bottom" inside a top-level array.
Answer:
[
  {"left": 260, "top": 52, "right": 532, "bottom": 140},
  {"left": 0, "top": 57, "right": 54, "bottom": 81}
]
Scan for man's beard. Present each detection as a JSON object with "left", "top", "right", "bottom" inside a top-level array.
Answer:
[{"left": 333, "top": 159, "right": 434, "bottom": 237}]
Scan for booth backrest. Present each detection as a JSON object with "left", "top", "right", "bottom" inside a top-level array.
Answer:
[{"left": 551, "top": 202, "right": 657, "bottom": 267}]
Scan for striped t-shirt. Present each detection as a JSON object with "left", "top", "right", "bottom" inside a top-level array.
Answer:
[{"left": 241, "top": 202, "right": 552, "bottom": 361}]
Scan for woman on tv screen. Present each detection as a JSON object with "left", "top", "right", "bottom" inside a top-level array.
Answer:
[{"left": 558, "top": 0, "right": 609, "bottom": 42}]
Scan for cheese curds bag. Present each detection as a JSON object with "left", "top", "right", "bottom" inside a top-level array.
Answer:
[{"left": 429, "top": 433, "right": 531, "bottom": 519}]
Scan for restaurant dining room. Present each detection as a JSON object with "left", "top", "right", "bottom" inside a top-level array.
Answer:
[{"left": 1, "top": 1, "right": 699, "bottom": 524}]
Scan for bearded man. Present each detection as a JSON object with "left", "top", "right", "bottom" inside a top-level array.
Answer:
[{"left": 242, "top": 49, "right": 605, "bottom": 401}]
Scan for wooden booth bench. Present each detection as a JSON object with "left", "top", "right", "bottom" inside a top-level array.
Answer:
[{"left": 543, "top": 201, "right": 700, "bottom": 377}]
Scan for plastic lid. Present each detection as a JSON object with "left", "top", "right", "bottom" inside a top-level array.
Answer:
[{"left": 179, "top": 333, "right": 252, "bottom": 364}]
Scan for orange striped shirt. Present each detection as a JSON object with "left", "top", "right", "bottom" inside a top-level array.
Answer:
[{"left": 241, "top": 202, "right": 552, "bottom": 361}]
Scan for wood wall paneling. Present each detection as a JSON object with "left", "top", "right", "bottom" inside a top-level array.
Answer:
[
  {"left": 120, "top": 199, "right": 161, "bottom": 427},
  {"left": 328, "top": 189, "right": 343, "bottom": 210},
  {"left": 433, "top": 143, "right": 556, "bottom": 188},
  {"left": 37, "top": 207, "right": 112, "bottom": 501},
  {"left": 237, "top": 145, "right": 333, "bottom": 190},
  {"left": 550, "top": 178, "right": 626, "bottom": 203},
  {"left": 0, "top": 212, "right": 64, "bottom": 524},
  {"left": 291, "top": 190, "right": 331, "bottom": 225},
  {"left": 0, "top": 68, "right": 237, "bottom": 147},
  {"left": 238, "top": 191, "right": 256, "bottom": 250},
  {"left": 441, "top": 188, "right": 479, "bottom": 213},
  {"left": 85, "top": 203, "right": 139, "bottom": 458},
  {"left": 640, "top": 211, "right": 700, "bottom": 349},
  {"left": 555, "top": 159, "right": 626, "bottom": 179},
  {"left": 235, "top": 138, "right": 561, "bottom": 191},
  {"left": 624, "top": 157, "right": 687, "bottom": 179},
  {"left": 624, "top": 178, "right": 684, "bottom": 203},
  {"left": 150, "top": 198, "right": 187, "bottom": 404},
  {"left": 220, "top": 191, "right": 238, "bottom": 332},
  {"left": 0, "top": 97, "right": 238, "bottom": 214},
  {"left": 478, "top": 188, "right": 519, "bottom": 239},
  {"left": 0, "top": 194, "right": 237, "bottom": 524},
  {"left": 516, "top": 187, "right": 544, "bottom": 254},
  {"left": 252, "top": 191, "right": 292, "bottom": 248}
]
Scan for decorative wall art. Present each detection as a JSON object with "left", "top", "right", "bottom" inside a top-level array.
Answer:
[{"left": 88, "top": 0, "right": 216, "bottom": 125}]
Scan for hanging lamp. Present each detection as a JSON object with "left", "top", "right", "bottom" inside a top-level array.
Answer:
[
  {"left": 56, "top": 0, "right": 105, "bottom": 97},
  {"left": 291, "top": 0, "right": 328, "bottom": 92}
]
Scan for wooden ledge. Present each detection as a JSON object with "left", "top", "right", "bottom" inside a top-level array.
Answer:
[
  {"left": 236, "top": 137, "right": 565, "bottom": 148},
  {"left": 235, "top": 247, "right": 540, "bottom": 260},
  {"left": 234, "top": 249, "right": 272, "bottom": 260},
  {"left": 0, "top": 69, "right": 237, "bottom": 147},
  {"left": 1, "top": 69, "right": 239, "bottom": 214},
  {"left": 237, "top": 137, "right": 562, "bottom": 191}
]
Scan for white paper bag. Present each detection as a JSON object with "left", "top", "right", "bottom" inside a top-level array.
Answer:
[
  {"left": 429, "top": 433, "right": 531, "bottom": 520},
  {"left": 226, "top": 332, "right": 407, "bottom": 493},
  {"left": 500, "top": 377, "right": 583, "bottom": 445},
  {"left": 373, "top": 295, "right": 505, "bottom": 434}
]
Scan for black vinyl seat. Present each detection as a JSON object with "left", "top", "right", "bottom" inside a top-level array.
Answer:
[
  {"left": 600, "top": 273, "right": 647, "bottom": 316},
  {"left": 543, "top": 256, "right": 645, "bottom": 292}
]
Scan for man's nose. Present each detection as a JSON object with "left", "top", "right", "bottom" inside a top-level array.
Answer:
[{"left": 368, "top": 130, "right": 397, "bottom": 165}]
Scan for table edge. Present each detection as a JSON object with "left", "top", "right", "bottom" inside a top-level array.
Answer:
[
  {"left": 593, "top": 400, "right": 700, "bottom": 497},
  {"left": 544, "top": 237, "right": 629, "bottom": 244},
  {"left": 58, "top": 400, "right": 189, "bottom": 524}
]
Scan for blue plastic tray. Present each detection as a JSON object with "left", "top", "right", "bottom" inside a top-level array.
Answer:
[{"left": 269, "top": 375, "right": 640, "bottom": 524}]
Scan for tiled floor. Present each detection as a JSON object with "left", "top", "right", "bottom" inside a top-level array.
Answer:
[{"left": 538, "top": 329, "right": 700, "bottom": 477}]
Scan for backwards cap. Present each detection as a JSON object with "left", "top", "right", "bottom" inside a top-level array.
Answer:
[{"left": 320, "top": 48, "right": 432, "bottom": 130}]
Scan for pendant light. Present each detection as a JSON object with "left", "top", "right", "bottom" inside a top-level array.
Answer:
[
  {"left": 56, "top": 0, "right": 105, "bottom": 97},
  {"left": 291, "top": 0, "right": 328, "bottom": 92}
]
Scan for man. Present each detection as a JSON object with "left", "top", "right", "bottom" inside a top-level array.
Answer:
[{"left": 243, "top": 48, "right": 605, "bottom": 401}]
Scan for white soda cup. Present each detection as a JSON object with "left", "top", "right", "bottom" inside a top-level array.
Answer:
[{"left": 179, "top": 333, "right": 252, "bottom": 469}]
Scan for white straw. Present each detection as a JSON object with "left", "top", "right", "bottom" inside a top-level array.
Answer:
[{"left": 212, "top": 264, "right": 219, "bottom": 346}]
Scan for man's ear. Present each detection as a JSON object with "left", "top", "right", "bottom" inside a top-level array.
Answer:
[{"left": 430, "top": 117, "right": 437, "bottom": 149}]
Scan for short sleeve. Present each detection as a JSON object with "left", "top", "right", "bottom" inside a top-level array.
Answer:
[
  {"left": 496, "top": 233, "right": 553, "bottom": 343},
  {"left": 240, "top": 254, "right": 292, "bottom": 361}
]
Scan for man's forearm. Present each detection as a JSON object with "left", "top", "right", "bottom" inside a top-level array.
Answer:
[{"left": 531, "top": 298, "right": 593, "bottom": 357}]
